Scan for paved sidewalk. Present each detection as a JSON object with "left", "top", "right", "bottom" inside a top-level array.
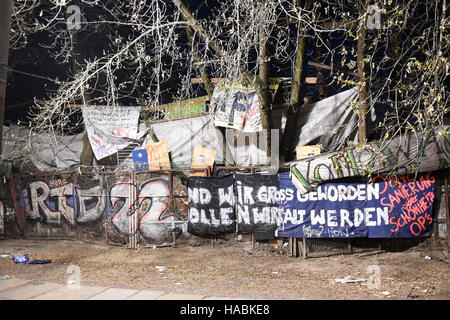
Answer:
[{"left": 0, "top": 278, "right": 250, "bottom": 300}]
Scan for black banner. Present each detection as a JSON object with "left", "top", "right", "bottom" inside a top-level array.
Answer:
[
  {"left": 188, "top": 175, "right": 235, "bottom": 235},
  {"left": 235, "top": 174, "right": 280, "bottom": 240}
]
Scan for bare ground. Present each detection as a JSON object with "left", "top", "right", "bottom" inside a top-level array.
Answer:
[{"left": 0, "top": 238, "right": 448, "bottom": 300}]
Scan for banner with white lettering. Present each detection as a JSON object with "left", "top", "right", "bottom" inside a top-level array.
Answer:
[
  {"left": 276, "top": 172, "right": 435, "bottom": 238},
  {"left": 82, "top": 105, "right": 144, "bottom": 160},
  {"left": 235, "top": 174, "right": 281, "bottom": 240},
  {"left": 188, "top": 175, "right": 235, "bottom": 235}
]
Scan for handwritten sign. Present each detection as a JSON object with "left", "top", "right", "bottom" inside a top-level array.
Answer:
[
  {"left": 81, "top": 105, "right": 142, "bottom": 160},
  {"left": 235, "top": 174, "right": 281, "bottom": 240},
  {"left": 188, "top": 175, "right": 235, "bottom": 235},
  {"left": 163, "top": 96, "right": 207, "bottom": 120},
  {"left": 145, "top": 141, "right": 171, "bottom": 171},
  {"left": 276, "top": 172, "right": 435, "bottom": 238}
]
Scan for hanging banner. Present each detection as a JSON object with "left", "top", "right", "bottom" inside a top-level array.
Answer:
[
  {"left": 82, "top": 105, "right": 143, "bottom": 160},
  {"left": 188, "top": 175, "right": 235, "bottom": 235},
  {"left": 235, "top": 174, "right": 281, "bottom": 240},
  {"left": 211, "top": 79, "right": 262, "bottom": 132},
  {"left": 162, "top": 96, "right": 208, "bottom": 120},
  {"left": 276, "top": 172, "right": 435, "bottom": 238}
]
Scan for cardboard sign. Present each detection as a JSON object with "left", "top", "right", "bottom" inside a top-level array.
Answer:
[
  {"left": 145, "top": 141, "right": 171, "bottom": 171},
  {"left": 296, "top": 145, "right": 321, "bottom": 160},
  {"left": 192, "top": 147, "right": 216, "bottom": 168},
  {"left": 190, "top": 147, "right": 215, "bottom": 177}
]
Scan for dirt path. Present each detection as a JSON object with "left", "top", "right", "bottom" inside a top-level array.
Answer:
[{"left": 0, "top": 239, "right": 448, "bottom": 300}]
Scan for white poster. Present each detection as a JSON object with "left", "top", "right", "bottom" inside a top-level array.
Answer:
[
  {"left": 82, "top": 105, "right": 144, "bottom": 160},
  {"left": 211, "top": 80, "right": 262, "bottom": 132}
]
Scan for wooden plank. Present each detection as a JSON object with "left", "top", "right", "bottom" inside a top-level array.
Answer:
[
  {"left": 67, "top": 96, "right": 210, "bottom": 112},
  {"left": 307, "top": 61, "right": 358, "bottom": 77},
  {"left": 445, "top": 178, "right": 449, "bottom": 247},
  {"left": 190, "top": 77, "right": 317, "bottom": 85}
]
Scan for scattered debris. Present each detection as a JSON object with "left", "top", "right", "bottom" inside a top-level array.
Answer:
[
  {"left": 1, "top": 254, "right": 10, "bottom": 258},
  {"left": 335, "top": 276, "right": 367, "bottom": 284},
  {"left": 356, "top": 250, "right": 386, "bottom": 258},
  {"left": 424, "top": 256, "right": 431, "bottom": 260},
  {"left": 380, "top": 291, "right": 390, "bottom": 296},
  {"left": 407, "top": 292, "right": 420, "bottom": 299},
  {"left": 174, "top": 282, "right": 182, "bottom": 286},
  {"left": 207, "top": 266, "right": 215, "bottom": 271},
  {"left": 421, "top": 289, "right": 428, "bottom": 293},
  {"left": 12, "top": 254, "right": 29, "bottom": 264},
  {"left": 155, "top": 266, "right": 166, "bottom": 272},
  {"left": 0, "top": 275, "right": 11, "bottom": 280},
  {"left": 27, "top": 259, "right": 51, "bottom": 265},
  {"left": 272, "top": 272, "right": 280, "bottom": 275}
]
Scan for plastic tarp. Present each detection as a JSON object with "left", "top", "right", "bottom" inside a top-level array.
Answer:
[
  {"left": 290, "top": 87, "right": 359, "bottom": 156},
  {"left": 130, "top": 115, "right": 225, "bottom": 168},
  {"left": 2, "top": 125, "right": 83, "bottom": 171}
]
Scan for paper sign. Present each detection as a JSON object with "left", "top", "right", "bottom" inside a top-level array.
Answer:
[
  {"left": 145, "top": 141, "right": 171, "bottom": 171},
  {"left": 132, "top": 149, "right": 149, "bottom": 171},
  {"left": 211, "top": 80, "right": 262, "bottom": 132}
]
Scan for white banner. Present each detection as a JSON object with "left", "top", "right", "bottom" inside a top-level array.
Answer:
[{"left": 82, "top": 105, "right": 144, "bottom": 160}]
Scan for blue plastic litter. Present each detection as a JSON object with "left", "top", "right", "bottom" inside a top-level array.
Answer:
[
  {"left": 27, "top": 259, "right": 51, "bottom": 265},
  {"left": 12, "top": 255, "right": 29, "bottom": 264}
]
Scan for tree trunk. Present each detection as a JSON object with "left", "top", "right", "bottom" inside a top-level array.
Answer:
[
  {"left": 0, "top": 0, "right": 12, "bottom": 156},
  {"left": 357, "top": 1, "right": 370, "bottom": 142},
  {"left": 258, "top": 24, "right": 272, "bottom": 160},
  {"left": 280, "top": 0, "right": 312, "bottom": 160},
  {"left": 173, "top": 0, "right": 273, "bottom": 161},
  {"left": 70, "top": 29, "right": 94, "bottom": 169}
]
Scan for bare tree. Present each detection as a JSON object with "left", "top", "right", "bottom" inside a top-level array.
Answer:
[{"left": 8, "top": 0, "right": 449, "bottom": 173}]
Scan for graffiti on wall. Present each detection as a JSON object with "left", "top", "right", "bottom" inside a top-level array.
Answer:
[
  {"left": 20, "top": 174, "right": 187, "bottom": 243},
  {"left": 290, "top": 125, "right": 449, "bottom": 195},
  {"left": 108, "top": 178, "right": 184, "bottom": 242}
]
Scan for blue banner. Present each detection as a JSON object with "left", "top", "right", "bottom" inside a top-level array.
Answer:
[{"left": 276, "top": 172, "right": 435, "bottom": 238}]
